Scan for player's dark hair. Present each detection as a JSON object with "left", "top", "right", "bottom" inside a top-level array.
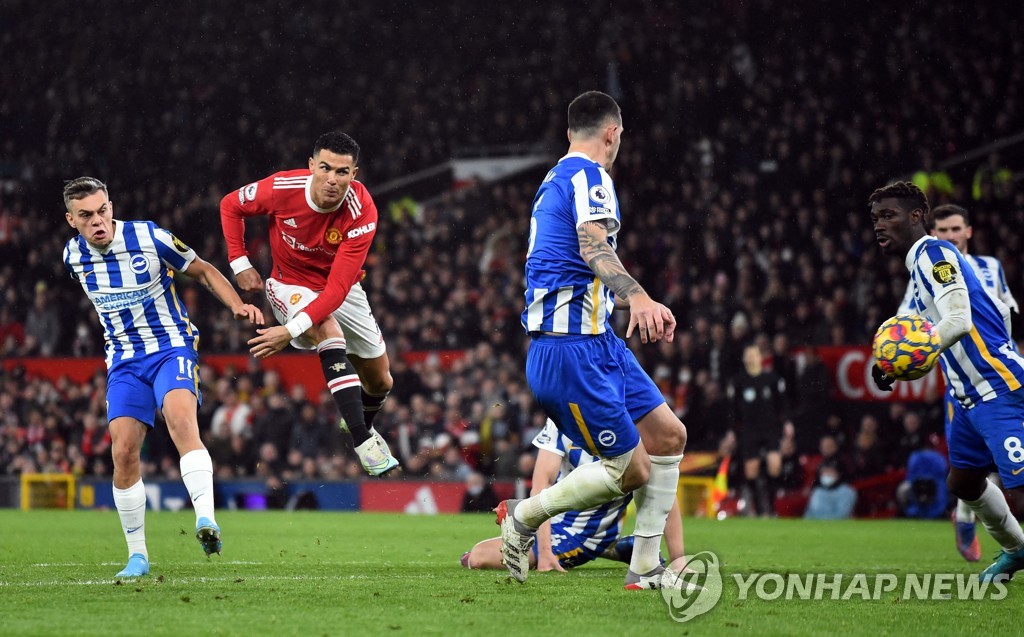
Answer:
[
  {"left": 568, "top": 91, "right": 622, "bottom": 138},
  {"left": 867, "top": 181, "right": 930, "bottom": 227},
  {"left": 313, "top": 131, "right": 360, "bottom": 164},
  {"left": 932, "top": 203, "right": 969, "bottom": 226},
  {"left": 63, "top": 176, "right": 108, "bottom": 210}
]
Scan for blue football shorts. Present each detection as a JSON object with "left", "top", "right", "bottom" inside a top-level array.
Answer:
[
  {"left": 531, "top": 520, "right": 616, "bottom": 569},
  {"left": 525, "top": 331, "right": 664, "bottom": 458},
  {"left": 946, "top": 388, "right": 1024, "bottom": 488},
  {"left": 106, "top": 346, "right": 202, "bottom": 427}
]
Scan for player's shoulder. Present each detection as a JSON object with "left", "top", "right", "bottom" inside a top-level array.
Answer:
[
  {"left": 348, "top": 179, "right": 373, "bottom": 202},
  {"left": 124, "top": 219, "right": 157, "bottom": 231},
  {"left": 917, "top": 237, "right": 962, "bottom": 262},
  {"left": 563, "top": 154, "right": 607, "bottom": 178},
  {"left": 971, "top": 254, "right": 1002, "bottom": 268},
  {"left": 270, "top": 169, "right": 310, "bottom": 186},
  {"left": 345, "top": 180, "right": 375, "bottom": 216},
  {"left": 122, "top": 219, "right": 163, "bottom": 240}
]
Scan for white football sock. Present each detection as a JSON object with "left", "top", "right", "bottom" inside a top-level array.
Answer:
[
  {"left": 955, "top": 498, "right": 976, "bottom": 524},
  {"left": 514, "top": 461, "right": 624, "bottom": 530},
  {"left": 112, "top": 479, "right": 148, "bottom": 560},
  {"left": 964, "top": 479, "right": 1024, "bottom": 552},
  {"left": 629, "top": 454, "right": 683, "bottom": 574},
  {"left": 180, "top": 449, "right": 216, "bottom": 523}
]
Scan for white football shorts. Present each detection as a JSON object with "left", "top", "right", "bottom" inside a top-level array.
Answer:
[{"left": 265, "top": 277, "right": 387, "bottom": 358}]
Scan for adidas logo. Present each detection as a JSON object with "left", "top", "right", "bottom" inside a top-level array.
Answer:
[{"left": 283, "top": 218, "right": 298, "bottom": 228}]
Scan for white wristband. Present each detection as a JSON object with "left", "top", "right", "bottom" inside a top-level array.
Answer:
[
  {"left": 285, "top": 312, "right": 313, "bottom": 339},
  {"left": 230, "top": 256, "right": 254, "bottom": 276}
]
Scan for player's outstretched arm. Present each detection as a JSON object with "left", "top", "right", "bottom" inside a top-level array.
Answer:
[
  {"left": 577, "top": 220, "right": 676, "bottom": 343},
  {"left": 531, "top": 448, "right": 566, "bottom": 573},
  {"left": 932, "top": 287, "right": 972, "bottom": 352},
  {"left": 182, "top": 257, "right": 265, "bottom": 325}
]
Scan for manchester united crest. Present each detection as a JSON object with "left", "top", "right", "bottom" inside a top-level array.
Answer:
[
  {"left": 289, "top": 293, "right": 302, "bottom": 305},
  {"left": 325, "top": 227, "right": 343, "bottom": 245}
]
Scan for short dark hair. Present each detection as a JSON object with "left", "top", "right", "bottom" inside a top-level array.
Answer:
[
  {"left": 313, "top": 131, "right": 360, "bottom": 163},
  {"left": 867, "top": 181, "right": 930, "bottom": 224},
  {"left": 63, "top": 176, "right": 108, "bottom": 210},
  {"left": 568, "top": 91, "right": 621, "bottom": 138},
  {"left": 932, "top": 203, "right": 969, "bottom": 226}
]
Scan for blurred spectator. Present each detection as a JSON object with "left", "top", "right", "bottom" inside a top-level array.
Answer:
[
  {"left": 461, "top": 472, "right": 499, "bottom": 513},
  {"left": 804, "top": 466, "right": 857, "bottom": 520},
  {"left": 289, "top": 404, "right": 330, "bottom": 460},
  {"left": 24, "top": 288, "right": 60, "bottom": 357},
  {"left": 897, "top": 445, "right": 949, "bottom": 519}
]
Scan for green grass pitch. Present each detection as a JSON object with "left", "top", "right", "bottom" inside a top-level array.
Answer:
[{"left": 0, "top": 510, "right": 1018, "bottom": 636}]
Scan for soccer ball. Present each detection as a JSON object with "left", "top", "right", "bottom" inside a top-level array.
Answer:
[{"left": 872, "top": 314, "right": 941, "bottom": 380}]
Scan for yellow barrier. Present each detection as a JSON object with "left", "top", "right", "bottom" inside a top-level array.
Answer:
[
  {"left": 20, "top": 473, "right": 76, "bottom": 511},
  {"left": 677, "top": 476, "right": 715, "bottom": 518}
]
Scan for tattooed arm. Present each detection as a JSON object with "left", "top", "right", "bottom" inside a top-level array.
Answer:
[
  {"left": 181, "top": 256, "right": 264, "bottom": 325},
  {"left": 577, "top": 220, "right": 676, "bottom": 343}
]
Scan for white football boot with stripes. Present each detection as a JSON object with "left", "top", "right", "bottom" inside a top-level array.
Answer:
[{"left": 495, "top": 499, "right": 536, "bottom": 583}]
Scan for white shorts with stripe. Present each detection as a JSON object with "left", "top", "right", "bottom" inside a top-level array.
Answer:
[{"left": 265, "top": 278, "right": 387, "bottom": 359}]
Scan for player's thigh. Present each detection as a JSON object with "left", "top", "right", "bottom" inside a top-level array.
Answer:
[
  {"left": 635, "top": 404, "right": 686, "bottom": 456},
  {"left": 333, "top": 283, "right": 386, "bottom": 359},
  {"left": 970, "top": 389, "right": 1024, "bottom": 488},
  {"left": 107, "top": 364, "right": 158, "bottom": 428},
  {"left": 946, "top": 398, "right": 993, "bottom": 474},
  {"left": 623, "top": 349, "right": 683, "bottom": 455},
  {"left": 621, "top": 348, "right": 669, "bottom": 424},
  {"left": 265, "top": 278, "right": 318, "bottom": 350},
  {"left": 152, "top": 348, "right": 202, "bottom": 413},
  {"left": 526, "top": 335, "right": 639, "bottom": 458}
]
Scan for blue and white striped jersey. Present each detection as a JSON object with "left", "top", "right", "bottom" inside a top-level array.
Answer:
[
  {"left": 63, "top": 220, "right": 199, "bottom": 368},
  {"left": 532, "top": 420, "right": 630, "bottom": 554},
  {"left": 902, "top": 236, "right": 1024, "bottom": 406},
  {"left": 968, "top": 254, "right": 1019, "bottom": 315},
  {"left": 900, "top": 252, "right": 1019, "bottom": 321},
  {"left": 522, "top": 153, "right": 620, "bottom": 335}
]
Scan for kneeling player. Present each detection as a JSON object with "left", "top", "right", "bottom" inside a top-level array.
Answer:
[{"left": 462, "top": 420, "right": 683, "bottom": 571}]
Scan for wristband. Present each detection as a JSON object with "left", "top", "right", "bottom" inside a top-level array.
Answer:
[
  {"left": 285, "top": 312, "right": 313, "bottom": 339},
  {"left": 229, "top": 256, "right": 254, "bottom": 275}
]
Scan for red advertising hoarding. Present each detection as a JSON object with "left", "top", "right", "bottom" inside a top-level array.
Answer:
[
  {"left": 360, "top": 482, "right": 468, "bottom": 513},
  {"left": 815, "top": 346, "right": 944, "bottom": 403}
]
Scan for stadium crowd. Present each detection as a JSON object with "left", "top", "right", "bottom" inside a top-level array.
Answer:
[{"left": 2, "top": 2, "right": 1023, "bottom": 515}]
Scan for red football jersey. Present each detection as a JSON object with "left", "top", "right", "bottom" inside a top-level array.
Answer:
[{"left": 220, "top": 169, "right": 378, "bottom": 326}]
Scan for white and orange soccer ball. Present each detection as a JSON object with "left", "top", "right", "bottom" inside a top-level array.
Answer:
[{"left": 872, "top": 314, "right": 941, "bottom": 381}]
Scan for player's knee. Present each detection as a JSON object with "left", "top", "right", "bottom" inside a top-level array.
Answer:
[
  {"left": 675, "top": 421, "right": 688, "bottom": 452},
  {"left": 655, "top": 420, "right": 686, "bottom": 456},
  {"left": 364, "top": 370, "right": 393, "bottom": 395},
  {"left": 164, "top": 412, "right": 199, "bottom": 439},
  {"left": 620, "top": 456, "right": 650, "bottom": 493},
  {"left": 112, "top": 439, "right": 139, "bottom": 470},
  {"left": 947, "top": 473, "right": 984, "bottom": 501}
]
